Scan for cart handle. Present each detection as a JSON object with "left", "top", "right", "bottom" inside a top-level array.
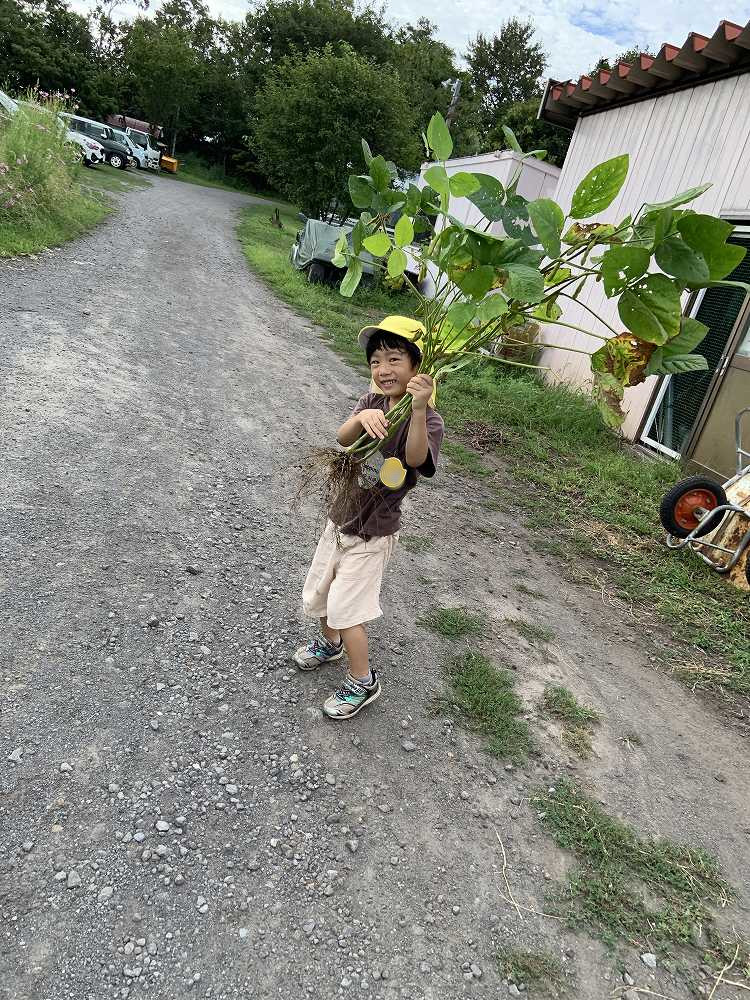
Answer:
[{"left": 737, "top": 407, "right": 750, "bottom": 475}]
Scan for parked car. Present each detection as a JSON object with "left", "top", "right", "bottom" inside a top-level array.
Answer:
[
  {"left": 0, "top": 89, "right": 103, "bottom": 167},
  {"left": 60, "top": 113, "right": 131, "bottom": 169},
  {"left": 123, "top": 127, "right": 161, "bottom": 171},
  {"left": 105, "top": 114, "right": 162, "bottom": 170},
  {"left": 106, "top": 127, "right": 139, "bottom": 168},
  {"left": 290, "top": 214, "right": 421, "bottom": 287}
]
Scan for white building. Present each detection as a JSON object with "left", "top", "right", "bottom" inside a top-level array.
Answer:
[{"left": 539, "top": 19, "right": 750, "bottom": 479}]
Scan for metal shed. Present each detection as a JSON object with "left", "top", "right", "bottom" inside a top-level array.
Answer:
[{"left": 539, "top": 19, "right": 750, "bottom": 479}]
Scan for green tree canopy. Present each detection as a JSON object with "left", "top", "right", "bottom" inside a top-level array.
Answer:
[
  {"left": 590, "top": 46, "right": 656, "bottom": 74},
  {"left": 466, "top": 18, "right": 547, "bottom": 135},
  {"left": 252, "top": 44, "right": 421, "bottom": 218}
]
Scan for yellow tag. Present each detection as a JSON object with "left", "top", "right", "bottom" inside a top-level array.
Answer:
[{"left": 379, "top": 457, "right": 407, "bottom": 490}]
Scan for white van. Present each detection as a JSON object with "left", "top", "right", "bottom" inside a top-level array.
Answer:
[{"left": 123, "top": 127, "right": 160, "bottom": 171}]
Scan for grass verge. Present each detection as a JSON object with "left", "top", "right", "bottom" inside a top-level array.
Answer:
[
  {"left": 237, "top": 202, "right": 750, "bottom": 697},
  {"left": 78, "top": 163, "right": 152, "bottom": 195},
  {"left": 534, "top": 778, "right": 750, "bottom": 974},
  {"left": 417, "top": 606, "right": 485, "bottom": 638},
  {"left": 438, "top": 650, "right": 532, "bottom": 761},
  {"left": 0, "top": 100, "right": 111, "bottom": 256},
  {"left": 163, "top": 152, "right": 284, "bottom": 201}
]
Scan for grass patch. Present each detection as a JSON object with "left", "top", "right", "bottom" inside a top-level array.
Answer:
[
  {"left": 506, "top": 617, "right": 555, "bottom": 644},
  {"left": 534, "top": 778, "right": 748, "bottom": 968},
  {"left": 400, "top": 534, "right": 433, "bottom": 554},
  {"left": 238, "top": 200, "right": 750, "bottom": 697},
  {"left": 542, "top": 686, "right": 600, "bottom": 760},
  {"left": 439, "top": 650, "right": 532, "bottom": 760},
  {"left": 542, "top": 686, "right": 599, "bottom": 726},
  {"left": 238, "top": 204, "right": 403, "bottom": 371},
  {"left": 78, "top": 163, "right": 151, "bottom": 195},
  {"left": 442, "top": 440, "right": 492, "bottom": 477},
  {"left": 418, "top": 606, "right": 485, "bottom": 638},
  {"left": 497, "top": 947, "right": 567, "bottom": 993}
]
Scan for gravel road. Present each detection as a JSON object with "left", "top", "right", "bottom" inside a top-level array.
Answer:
[{"left": 2, "top": 175, "right": 748, "bottom": 1000}]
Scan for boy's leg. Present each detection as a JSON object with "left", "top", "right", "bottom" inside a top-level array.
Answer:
[
  {"left": 339, "top": 624, "right": 368, "bottom": 680},
  {"left": 321, "top": 617, "right": 340, "bottom": 645}
]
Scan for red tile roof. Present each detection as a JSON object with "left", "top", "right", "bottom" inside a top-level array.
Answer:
[{"left": 540, "top": 19, "right": 750, "bottom": 128}]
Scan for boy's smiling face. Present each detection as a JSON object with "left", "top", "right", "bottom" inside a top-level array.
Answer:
[{"left": 369, "top": 345, "right": 419, "bottom": 400}]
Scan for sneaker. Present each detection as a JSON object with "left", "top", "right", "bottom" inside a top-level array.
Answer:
[
  {"left": 323, "top": 671, "right": 381, "bottom": 720},
  {"left": 293, "top": 636, "right": 345, "bottom": 671}
]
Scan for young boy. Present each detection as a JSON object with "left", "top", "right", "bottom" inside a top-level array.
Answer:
[{"left": 294, "top": 315, "right": 445, "bottom": 720}]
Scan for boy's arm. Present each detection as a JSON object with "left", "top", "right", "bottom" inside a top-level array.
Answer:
[
  {"left": 404, "top": 375, "right": 433, "bottom": 468},
  {"left": 337, "top": 409, "right": 389, "bottom": 446}
]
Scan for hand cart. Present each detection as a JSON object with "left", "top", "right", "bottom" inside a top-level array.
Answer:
[{"left": 659, "top": 408, "right": 750, "bottom": 586}]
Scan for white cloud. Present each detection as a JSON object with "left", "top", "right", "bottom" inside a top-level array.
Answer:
[{"left": 71, "top": 0, "right": 750, "bottom": 80}]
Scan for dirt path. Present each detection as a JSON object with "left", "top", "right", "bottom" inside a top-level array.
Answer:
[{"left": 1, "top": 176, "right": 748, "bottom": 1000}]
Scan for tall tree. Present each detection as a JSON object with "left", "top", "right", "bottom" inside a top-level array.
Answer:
[
  {"left": 466, "top": 18, "right": 546, "bottom": 137},
  {"left": 391, "top": 18, "right": 456, "bottom": 135},
  {"left": 590, "top": 46, "right": 656, "bottom": 74},
  {"left": 252, "top": 44, "right": 420, "bottom": 218}
]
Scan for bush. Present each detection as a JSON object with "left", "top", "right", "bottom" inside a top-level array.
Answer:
[{"left": 0, "top": 94, "right": 107, "bottom": 255}]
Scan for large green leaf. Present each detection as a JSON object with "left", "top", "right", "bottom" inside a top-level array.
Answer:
[
  {"left": 499, "top": 194, "right": 531, "bottom": 241},
  {"left": 348, "top": 175, "right": 373, "bottom": 209},
  {"left": 421, "top": 185, "right": 440, "bottom": 213},
  {"left": 527, "top": 198, "right": 564, "bottom": 258},
  {"left": 449, "top": 171, "right": 481, "bottom": 198},
  {"left": 617, "top": 274, "right": 682, "bottom": 345},
  {"left": 332, "top": 232, "right": 348, "bottom": 267},
  {"left": 600, "top": 245, "right": 650, "bottom": 297},
  {"left": 351, "top": 217, "right": 368, "bottom": 254},
  {"left": 466, "top": 174, "right": 505, "bottom": 221},
  {"left": 648, "top": 352, "right": 709, "bottom": 375},
  {"left": 502, "top": 124, "right": 522, "bottom": 153},
  {"left": 369, "top": 155, "right": 391, "bottom": 193},
  {"left": 340, "top": 259, "right": 363, "bottom": 298},
  {"left": 423, "top": 164, "right": 450, "bottom": 197},
  {"left": 677, "top": 214, "right": 747, "bottom": 280},
  {"left": 405, "top": 183, "right": 421, "bottom": 215},
  {"left": 477, "top": 293, "right": 509, "bottom": 324},
  {"left": 655, "top": 235, "right": 710, "bottom": 283},
  {"left": 503, "top": 264, "right": 545, "bottom": 304},
  {"left": 642, "top": 183, "right": 712, "bottom": 215},
  {"left": 456, "top": 264, "right": 496, "bottom": 300},
  {"left": 445, "top": 301, "right": 476, "bottom": 330},
  {"left": 387, "top": 247, "right": 407, "bottom": 277},
  {"left": 394, "top": 214, "right": 414, "bottom": 248},
  {"left": 427, "top": 112, "right": 453, "bottom": 160},
  {"left": 663, "top": 316, "right": 709, "bottom": 356},
  {"left": 363, "top": 232, "right": 391, "bottom": 257},
  {"left": 570, "top": 154, "right": 629, "bottom": 219},
  {"left": 361, "top": 139, "right": 373, "bottom": 166}
]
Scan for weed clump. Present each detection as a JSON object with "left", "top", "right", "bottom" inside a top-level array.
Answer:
[
  {"left": 418, "top": 606, "right": 485, "bottom": 639},
  {"left": 439, "top": 650, "right": 532, "bottom": 761},
  {"left": 534, "top": 778, "right": 740, "bottom": 961}
]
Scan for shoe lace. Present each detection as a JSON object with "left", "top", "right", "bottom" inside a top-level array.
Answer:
[
  {"left": 334, "top": 676, "right": 365, "bottom": 701},
  {"left": 310, "top": 637, "right": 337, "bottom": 657}
]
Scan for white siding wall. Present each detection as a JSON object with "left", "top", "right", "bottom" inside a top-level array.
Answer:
[{"left": 542, "top": 75, "right": 750, "bottom": 438}]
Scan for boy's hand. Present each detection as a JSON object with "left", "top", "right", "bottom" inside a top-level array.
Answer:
[
  {"left": 407, "top": 374, "right": 434, "bottom": 411},
  {"left": 358, "top": 408, "right": 389, "bottom": 440}
]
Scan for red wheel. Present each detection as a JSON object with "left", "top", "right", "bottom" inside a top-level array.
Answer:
[{"left": 659, "top": 476, "right": 728, "bottom": 538}]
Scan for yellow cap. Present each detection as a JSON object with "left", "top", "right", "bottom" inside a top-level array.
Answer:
[{"left": 358, "top": 315, "right": 426, "bottom": 353}]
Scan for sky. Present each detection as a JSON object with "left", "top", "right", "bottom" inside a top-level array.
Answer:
[{"left": 70, "top": 0, "right": 750, "bottom": 81}]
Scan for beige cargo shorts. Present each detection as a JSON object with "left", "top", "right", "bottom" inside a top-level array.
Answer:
[{"left": 302, "top": 520, "right": 398, "bottom": 630}]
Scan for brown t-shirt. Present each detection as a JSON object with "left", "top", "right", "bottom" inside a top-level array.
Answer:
[{"left": 330, "top": 392, "right": 445, "bottom": 539}]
